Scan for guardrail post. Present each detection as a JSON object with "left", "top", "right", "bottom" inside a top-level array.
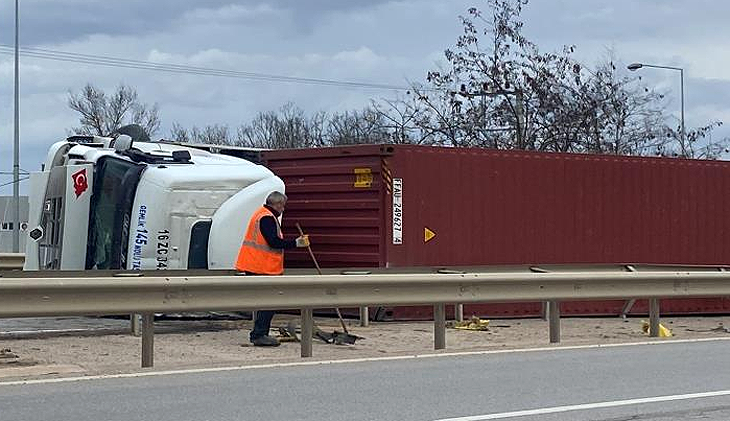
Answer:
[
  {"left": 548, "top": 300, "right": 561, "bottom": 343},
  {"left": 454, "top": 304, "right": 464, "bottom": 322},
  {"left": 649, "top": 298, "right": 660, "bottom": 337},
  {"left": 141, "top": 313, "right": 154, "bottom": 368},
  {"left": 301, "top": 308, "right": 313, "bottom": 358},
  {"left": 620, "top": 299, "right": 637, "bottom": 319},
  {"left": 130, "top": 314, "right": 141, "bottom": 336},
  {"left": 359, "top": 306, "right": 369, "bottom": 327},
  {"left": 434, "top": 303, "right": 446, "bottom": 350}
]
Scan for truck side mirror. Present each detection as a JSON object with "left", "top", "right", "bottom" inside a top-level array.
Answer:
[{"left": 29, "top": 227, "right": 44, "bottom": 241}]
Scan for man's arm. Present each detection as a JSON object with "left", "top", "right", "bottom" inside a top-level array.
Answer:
[{"left": 259, "top": 216, "right": 297, "bottom": 250}]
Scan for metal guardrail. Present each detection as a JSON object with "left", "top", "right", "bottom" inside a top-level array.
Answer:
[
  {"left": 0, "top": 253, "right": 24, "bottom": 270},
  {"left": 1, "top": 267, "right": 729, "bottom": 368}
]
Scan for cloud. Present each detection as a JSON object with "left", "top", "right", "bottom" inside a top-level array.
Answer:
[
  {"left": 1, "top": 0, "right": 729, "bottom": 196},
  {"left": 0, "top": 0, "right": 240, "bottom": 44},
  {"left": 333, "top": 47, "right": 383, "bottom": 66},
  {"left": 181, "top": 4, "right": 279, "bottom": 23}
]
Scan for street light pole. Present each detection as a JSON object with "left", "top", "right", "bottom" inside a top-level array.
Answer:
[
  {"left": 12, "top": 0, "right": 21, "bottom": 253},
  {"left": 627, "top": 62, "right": 686, "bottom": 156},
  {"left": 680, "top": 67, "right": 685, "bottom": 153}
]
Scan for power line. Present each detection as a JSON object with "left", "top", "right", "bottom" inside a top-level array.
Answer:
[
  {"left": 0, "top": 45, "right": 419, "bottom": 92},
  {"left": 0, "top": 176, "right": 28, "bottom": 189},
  {"left": 0, "top": 45, "right": 404, "bottom": 90}
]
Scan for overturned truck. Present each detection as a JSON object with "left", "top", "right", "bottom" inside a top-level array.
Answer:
[{"left": 25, "top": 133, "right": 730, "bottom": 318}]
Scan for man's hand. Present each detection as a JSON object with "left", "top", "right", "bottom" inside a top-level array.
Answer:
[{"left": 296, "top": 235, "right": 310, "bottom": 248}]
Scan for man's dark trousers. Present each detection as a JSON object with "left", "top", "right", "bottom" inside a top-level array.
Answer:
[
  {"left": 250, "top": 310, "right": 275, "bottom": 341},
  {"left": 245, "top": 271, "right": 275, "bottom": 341}
]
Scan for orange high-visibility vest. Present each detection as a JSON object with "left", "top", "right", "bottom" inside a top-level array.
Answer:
[{"left": 235, "top": 206, "right": 284, "bottom": 275}]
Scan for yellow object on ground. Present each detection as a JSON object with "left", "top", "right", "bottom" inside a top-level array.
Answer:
[
  {"left": 641, "top": 320, "right": 673, "bottom": 337},
  {"left": 449, "top": 316, "right": 490, "bottom": 331}
]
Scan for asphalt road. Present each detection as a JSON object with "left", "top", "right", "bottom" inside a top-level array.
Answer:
[{"left": 2, "top": 340, "right": 730, "bottom": 421}]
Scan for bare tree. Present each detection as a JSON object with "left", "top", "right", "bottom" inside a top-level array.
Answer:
[
  {"left": 172, "top": 103, "right": 399, "bottom": 149},
  {"left": 168, "top": 123, "right": 233, "bottom": 144},
  {"left": 235, "top": 103, "right": 319, "bottom": 149},
  {"left": 169, "top": 122, "right": 191, "bottom": 142},
  {"left": 406, "top": 0, "right": 727, "bottom": 158},
  {"left": 192, "top": 125, "right": 232, "bottom": 144},
  {"left": 68, "top": 84, "right": 161, "bottom": 137},
  {"left": 131, "top": 102, "right": 161, "bottom": 138},
  {"left": 370, "top": 97, "right": 435, "bottom": 145},
  {"left": 324, "top": 108, "right": 390, "bottom": 146}
]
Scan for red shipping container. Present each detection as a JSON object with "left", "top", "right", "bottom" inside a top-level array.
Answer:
[{"left": 262, "top": 145, "right": 730, "bottom": 318}]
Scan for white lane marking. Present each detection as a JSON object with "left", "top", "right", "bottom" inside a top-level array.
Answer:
[
  {"left": 1, "top": 336, "right": 729, "bottom": 387},
  {"left": 434, "top": 389, "right": 730, "bottom": 420}
]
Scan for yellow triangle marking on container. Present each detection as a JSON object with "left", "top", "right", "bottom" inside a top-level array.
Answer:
[{"left": 424, "top": 227, "right": 436, "bottom": 243}]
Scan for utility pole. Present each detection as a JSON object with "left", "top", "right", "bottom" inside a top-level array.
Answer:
[
  {"left": 12, "top": 0, "right": 21, "bottom": 252},
  {"left": 457, "top": 87, "right": 523, "bottom": 146}
]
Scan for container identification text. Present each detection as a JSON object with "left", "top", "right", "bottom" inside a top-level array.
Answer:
[{"left": 392, "top": 178, "right": 403, "bottom": 245}]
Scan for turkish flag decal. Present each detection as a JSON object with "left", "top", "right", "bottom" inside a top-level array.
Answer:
[{"left": 71, "top": 168, "right": 89, "bottom": 198}]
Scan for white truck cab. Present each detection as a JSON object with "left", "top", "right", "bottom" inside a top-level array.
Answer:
[{"left": 24, "top": 132, "right": 283, "bottom": 271}]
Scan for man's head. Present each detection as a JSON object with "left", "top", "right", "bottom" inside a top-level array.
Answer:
[{"left": 266, "top": 191, "right": 287, "bottom": 214}]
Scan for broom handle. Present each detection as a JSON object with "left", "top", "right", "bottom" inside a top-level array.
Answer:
[
  {"left": 296, "top": 223, "right": 322, "bottom": 275},
  {"left": 295, "top": 223, "right": 349, "bottom": 334}
]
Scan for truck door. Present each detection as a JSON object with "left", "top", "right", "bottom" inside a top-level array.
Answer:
[{"left": 85, "top": 157, "right": 143, "bottom": 270}]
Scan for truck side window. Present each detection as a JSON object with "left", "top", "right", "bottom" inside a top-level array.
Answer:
[{"left": 188, "top": 220, "right": 212, "bottom": 269}]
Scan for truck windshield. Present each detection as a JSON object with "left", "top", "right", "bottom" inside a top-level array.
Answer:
[{"left": 85, "top": 156, "right": 144, "bottom": 269}]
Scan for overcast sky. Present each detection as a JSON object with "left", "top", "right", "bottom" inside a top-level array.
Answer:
[{"left": 1, "top": 0, "right": 729, "bottom": 195}]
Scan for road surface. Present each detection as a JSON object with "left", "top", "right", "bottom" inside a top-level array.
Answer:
[{"left": 1, "top": 339, "right": 730, "bottom": 421}]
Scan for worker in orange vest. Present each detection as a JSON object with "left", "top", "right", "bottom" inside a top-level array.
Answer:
[{"left": 235, "top": 191, "right": 310, "bottom": 346}]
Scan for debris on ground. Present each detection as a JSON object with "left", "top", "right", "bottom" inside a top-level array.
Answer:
[
  {"left": 641, "top": 320, "right": 673, "bottom": 337},
  {"left": 276, "top": 320, "right": 300, "bottom": 342},
  {"left": 314, "top": 329, "right": 363, "bottom": 345},
  {"left": 447, "top": 316, "right": 490, "bottom": 331},
  {"left": 275, "top": 328, "right": 298, "bottom": 343},
  {"left": 274, "top": 321, "right": 363, "bottom": 345},
  {"left": 0, "top": 348, "right": 19, "bottom": 364}
]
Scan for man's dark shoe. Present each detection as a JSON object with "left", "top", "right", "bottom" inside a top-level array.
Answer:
[{"left": 251, "top": 335, "right": 280, "bottom": 347}]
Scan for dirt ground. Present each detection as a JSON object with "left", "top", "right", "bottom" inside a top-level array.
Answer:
[{"left": 2, "top": 315, "right": 730, "bottom": 381}]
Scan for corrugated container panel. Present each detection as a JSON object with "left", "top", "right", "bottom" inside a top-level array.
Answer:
[
  {"left": 382, "top": 147, "right": 730, "bottom": 267},
  {"left": 264, "top": 145, "right": 390, "bottom": 268},
  {"left": 262, "top": 145, "right": 730, "bottom": 318}
]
